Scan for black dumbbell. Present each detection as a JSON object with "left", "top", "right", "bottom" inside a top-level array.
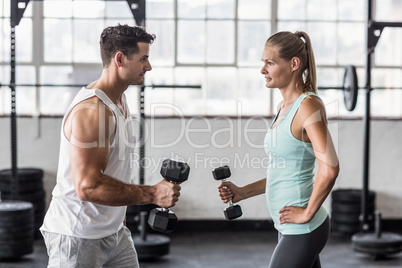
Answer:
[
  {"left": 148, "top": 159, "right": 190, "bottom": 233},
  {"left": 212, "top": 165, "right": 242, "bottom": 220}
]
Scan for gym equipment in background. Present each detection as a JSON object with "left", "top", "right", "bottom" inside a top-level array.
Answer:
[
  {"left": 331, "top": 189, "right": 375, "bottom": 236},
  {"left": 0, "top": 201, "right": 34, "bottom": 259},
  {"left": 350, "top": 0, "right": 402, "bottom": 259}
]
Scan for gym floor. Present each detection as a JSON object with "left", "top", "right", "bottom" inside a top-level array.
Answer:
[{"left": 0, "top": 230, "right": 401, "bottom": 268}]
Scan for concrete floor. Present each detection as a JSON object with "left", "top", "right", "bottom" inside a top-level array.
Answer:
[{"left": 0, "top": 231, "right": 401, "bottom": 268}]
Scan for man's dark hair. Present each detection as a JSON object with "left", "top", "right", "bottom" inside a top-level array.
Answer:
[{"left": 100, "top": 24, "right": 155, "bottom": 67}]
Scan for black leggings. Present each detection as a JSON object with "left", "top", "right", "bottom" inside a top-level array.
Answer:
[{"left": 269, "top": 216, "right": 330, "bottom": 268}]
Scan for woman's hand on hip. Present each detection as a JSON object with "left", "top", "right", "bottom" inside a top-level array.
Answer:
[{"left": 279, "top": 206, "right": 312, "bottom": 224}]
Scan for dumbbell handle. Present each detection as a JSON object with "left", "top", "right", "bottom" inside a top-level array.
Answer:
[
  {"left": 159, "top": 179, "right": 179, "bottom": 211},
  {"left": 222, "top": 179, "right": 235, "bottom": 207}
]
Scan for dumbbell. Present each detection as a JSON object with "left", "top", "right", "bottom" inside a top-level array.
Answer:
[
  {"left": 148, "top": 159, "right": 190, "bottom": 233},
  {"left": 212, "top": 165, "right": 242, "bottom": 220}
]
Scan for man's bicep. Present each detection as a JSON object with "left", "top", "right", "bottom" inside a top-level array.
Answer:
[{"left": 69, "top": 103, "right": 111, "bottom": 191}]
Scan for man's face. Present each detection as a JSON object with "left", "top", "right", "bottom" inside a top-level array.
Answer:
[{"left": 122, "top": 42, "right": 152, "bottom": 86}]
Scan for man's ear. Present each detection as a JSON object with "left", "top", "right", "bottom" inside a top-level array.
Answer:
[
  {"left": 291, "top": 57, "right": 300, "bottom": 71},
  {"left": 114, "top": 51, "right": 124, "bottom": 67}
]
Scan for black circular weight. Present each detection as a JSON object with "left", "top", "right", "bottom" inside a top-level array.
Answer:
[
  {"left": 2, "top": 189, "right": 46, "bottom": 202},
  {"left": 0, "top": 180, "right": 43, "bottom": 193},
  {"left": 133, "top": 234, "right": 170, "bottom": 260},
  {"left": 0, "top": 219, "right": 34, "bottom": 231},
  {"left": 332, "top": 189, "right": 375, "bottom": 203},
  {"left": 331, "top": 213, "right": 360, "bottom": 224},
  {"left": 0, "top": 200, "right": 34, "bottom": 259},
  {"left": 0, "top": 168, "right": 43, "bottom": 182},
  {"left": 352, "top": 232, "right": 402, "bottom": 258},
  {"left": 332, "top": 202, "right": 375, "bottom": 215},
  {"left": 343, "top": 65, "right": 359, "bottom": 111},
  {"left": 0, "top": 242, "right": 34, "bottom": 260},
  {"left": 0, "top": 200, "right": 33, "bottom": 216}
]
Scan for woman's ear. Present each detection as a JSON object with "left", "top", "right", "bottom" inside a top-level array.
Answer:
[{"left": 291, "top": 57, "right": 300, "bottom": 71}]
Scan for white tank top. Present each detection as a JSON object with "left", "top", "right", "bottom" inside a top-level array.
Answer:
[{"left": 40, "top": 87, "right": 135, "bottom": 239}]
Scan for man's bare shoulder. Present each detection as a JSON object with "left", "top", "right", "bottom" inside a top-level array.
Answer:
[{"left": 64, "top": 96, "right": 115, "bottom": 144}]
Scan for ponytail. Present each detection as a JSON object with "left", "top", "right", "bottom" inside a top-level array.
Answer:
[{"left": 266, "top": 31, "right": 317, "bottom": 94}]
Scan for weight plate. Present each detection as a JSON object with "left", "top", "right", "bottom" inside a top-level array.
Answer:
[
  {"left": 0, "top": 239, "right": 34, "bottom": 251},
  {"left": 0, "top": 201, "right": 33, "bottom": 215},
  {"left": 0, "top": 243, "right": 33, "bottom": 259},
  {"left": 331, "top": 213, "right": 360, "bottom": 224},
  {"left": 0, "top": 220, "right": 34, "bottom": 230},
  {"left": 0, "top": 231, "right": 34, "bottom": 241},
  {"left": 133, "top": 234, "right": 170, "bottom": 260},
  {"left": 332, "top": 202, "right": 375, "bottom": 214},
  {"left": 332, "top": 189, "right": 375, "bottom": 203},
  {"left": 0, "top": 211, "right": 34, "bottom": 222},
  {"left": 2, "top": 190, "right": 45, "bottom": 202},
  {"left": 0, "top": 180, "right": 44, "bottom": 193},
  {"left": 343, "top": 65, "right": 359, "bottom": 111},
  {"left": 0, "top": 168, "right": 43, "bottom": 182},
  {"left": 352, "top": 232, "right": 402, "bottom": 256}
]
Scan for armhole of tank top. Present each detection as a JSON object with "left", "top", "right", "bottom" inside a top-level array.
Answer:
[
  {"left": 62, "top": 97, "right": 94, "bottom": 142},
  {"left": 62, "top": 95, "right": 117, "bottom": 144},
  {"left": 122, "top": 93, "right": 131, "bottom": 120},
  {"left": 290, "top": 94, "right": 322, "bottom": 143},
  {"left": 91, "top": 90, "right": 120, "bottom": 145},
  {"left": 109, "top": 111, "right": 118, "bottom": 145},
  {"left": 289, "top": 95, "right": 315, "bottom": 143}
]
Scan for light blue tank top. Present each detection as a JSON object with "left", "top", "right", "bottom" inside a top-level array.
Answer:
[{"left": 264, "top": 92, "right": 327, "bottom": 235}]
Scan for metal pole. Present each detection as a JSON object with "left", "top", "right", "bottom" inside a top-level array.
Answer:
[
  {"left": 139, "top": 85, "right": 145, "bottom": 185},
  {"left": 136, "top": 0, "right": 146, "bottom": 186},
  {"left": 361, "top": 0, "right": 373, "bottom": 232},
  {"left": 10, "top": 25, "right": 18, "bottom": 200}
]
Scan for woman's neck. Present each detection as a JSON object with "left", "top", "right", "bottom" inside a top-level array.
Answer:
[{"left": 279, "top": 88, "right": 303, "bottom": 107}]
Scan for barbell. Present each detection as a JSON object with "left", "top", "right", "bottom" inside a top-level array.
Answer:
[
  {"left": 318, "top": 65, "right": 402, "bottom": 112},
  {"left": 317, "top": 65, "right": 359, "bottom": 111}
]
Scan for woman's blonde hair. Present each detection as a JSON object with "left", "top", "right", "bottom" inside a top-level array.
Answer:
[{"left": 266, "top": 31, "right": 317, "bottom": 94}]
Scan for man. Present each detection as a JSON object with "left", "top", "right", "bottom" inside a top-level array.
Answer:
[{"left": 40, "top": 24, "right": 181, "bottom": 267}]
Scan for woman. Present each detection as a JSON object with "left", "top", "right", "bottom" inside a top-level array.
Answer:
[{"left": 218, "top": 31, "right": 339, "bottom": 268}]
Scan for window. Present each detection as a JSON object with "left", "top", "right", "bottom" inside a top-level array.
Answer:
[{"left": 0, "top": 0, "right": 401, "bottom": 117}]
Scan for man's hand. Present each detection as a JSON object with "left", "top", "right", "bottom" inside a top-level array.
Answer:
[{"left": 153, "top": 179, "right": 181, "bottom": 208}]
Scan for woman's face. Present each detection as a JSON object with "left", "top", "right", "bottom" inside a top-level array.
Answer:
[{"left": 260, "top": 45, "right": 295, "bottom": 90}]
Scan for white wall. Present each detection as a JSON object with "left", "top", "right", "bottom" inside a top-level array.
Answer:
[{"left": 0, "top": 117, "right": 401, "bottom": 220}]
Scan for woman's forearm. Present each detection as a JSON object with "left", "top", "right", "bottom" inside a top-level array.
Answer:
[{"left": 241, "top": 178, "right": 267, "bottom": 200}]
